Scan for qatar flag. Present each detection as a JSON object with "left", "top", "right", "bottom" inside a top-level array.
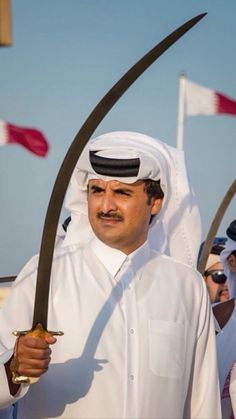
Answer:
[
  {"left": 185, "top": 79, "right": 236, "bottom": 117},
  {"left": 0, "top": 120, "right": 49, "bottom": 157}
]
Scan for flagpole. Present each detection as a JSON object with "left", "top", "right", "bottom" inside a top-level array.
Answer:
[
  {"left": 176, "top": 72, "right": 186, "bottom": 150},
  {"left": 0, "top": 0, "right": 13, "bottom": 46}
]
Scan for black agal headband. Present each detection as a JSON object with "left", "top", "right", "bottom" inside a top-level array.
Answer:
[{"left": 89, "top": 150, "right": 140, "bottom": 177}]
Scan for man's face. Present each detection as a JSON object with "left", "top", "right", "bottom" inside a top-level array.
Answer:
[
  {"left": 204, "top": 262, "right": 229, "bottom": 303},
  {"left": 227, "top": 251, "right": 236, "bottom": 273},
  {"left": 87, "top": 179, "right": 162, "bottom": 254}
]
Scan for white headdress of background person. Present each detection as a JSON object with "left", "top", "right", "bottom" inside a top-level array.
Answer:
[
  {"left": 221, "top": 220, "right": 236, "bottom": 298},
  {"left": 63, "top": 131, "right": 202, "bottom": 268}
]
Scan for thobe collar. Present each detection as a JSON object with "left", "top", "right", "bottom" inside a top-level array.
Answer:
[{"left": 89, "top": 236, "right": 151, "bottom": 278}]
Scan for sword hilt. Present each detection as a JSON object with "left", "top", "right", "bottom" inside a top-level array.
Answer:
[{"left": 10, "top": 323, "right": 63, "bottom": 384}]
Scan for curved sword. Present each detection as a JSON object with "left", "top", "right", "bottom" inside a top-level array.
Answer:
[
  {"left": 34, "top": 13, "right": 207, "bottom": 330},
  {"left": 14, "top": 13, "right": 207, "bottom": 343}
]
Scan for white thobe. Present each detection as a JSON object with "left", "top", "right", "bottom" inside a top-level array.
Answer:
[
  {"left": 0, "top": 239, "right": 221, "bottom": 418},
  {"left": 216, "top": 300, "right": 236, "bottom": 393}
]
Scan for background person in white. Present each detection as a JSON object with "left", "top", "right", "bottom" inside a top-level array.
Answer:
[{"left": 0, "top": 131, "right": 221, "bottom": 418}]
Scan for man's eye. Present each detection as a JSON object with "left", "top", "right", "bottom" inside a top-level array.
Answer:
[
  {"left": 116, "top": 190, "right": 131, "bottom": 196},
  {"left": 91, "top": 187, "right": 103, "bottom": 194}
]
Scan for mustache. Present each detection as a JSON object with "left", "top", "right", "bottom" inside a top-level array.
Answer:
[{"left": 96, "top": 211, "right": 123, "bottom": 221}]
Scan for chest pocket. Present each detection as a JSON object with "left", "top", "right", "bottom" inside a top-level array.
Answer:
[{"left": 148, "top": 319, "right": 186, "bottom": 378}]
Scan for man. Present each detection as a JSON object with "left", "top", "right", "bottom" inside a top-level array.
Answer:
[
  {"left": 0, "top": 131, "right": 221, "bottom": 418},
  {"left": 221, "top": 220, "right": 236, "bottom": 299},
  {"left": 213, "top": 220, "right": 236, "bottom": 417},
  {"left": 200, "top": 240, "right": 229, "bottom": 304}
]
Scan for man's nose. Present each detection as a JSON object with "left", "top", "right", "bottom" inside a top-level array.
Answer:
[{"left": 100, "top": 191, "right": 117, "bottom": 213}]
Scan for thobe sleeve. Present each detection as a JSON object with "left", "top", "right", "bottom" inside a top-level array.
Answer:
[
  {"left": 184, "top": 279, "right": 222, "bottom": 419},
  {"left": 0, "top": 258, "right": 37, "bottom": 407},
  {"left": 0, "top": 349, "right": 29, "bottom": 408},
  {"left": 0, "top": 355, "right": 15, "bottom": 407}
]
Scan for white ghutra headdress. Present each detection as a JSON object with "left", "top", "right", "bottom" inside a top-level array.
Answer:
[{"left": 63, "top": 131, "right": 202, "bottom": 267}]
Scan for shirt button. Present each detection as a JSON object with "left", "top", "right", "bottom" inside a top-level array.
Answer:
[
  {"left": 130, "top": 374, "right": 134, "bottom": 381},
  {"left": 130, "top": 328, "right": 134, "bottom": 334}
]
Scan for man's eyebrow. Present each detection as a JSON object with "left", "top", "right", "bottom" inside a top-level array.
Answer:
[
  {"left": 114, "top": 187, "right": 134, "bottom": 194},
  {"left": 89, "top": 184, "right": 104, "bottom": 191},
  {"left": 88, "top": 183, "right": 135, "bottom": 194}
]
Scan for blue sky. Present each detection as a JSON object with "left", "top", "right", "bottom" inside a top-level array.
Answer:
[{"left": 0, "top": 0, "right": 235, "bottom": 275}]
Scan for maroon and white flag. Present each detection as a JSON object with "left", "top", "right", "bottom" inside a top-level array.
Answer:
[
  {"left": 0, "top": 120, "right": 49, "bottom": 157},
  {"left": 185, "top": 79, "right": 236, "bottom": 117}
]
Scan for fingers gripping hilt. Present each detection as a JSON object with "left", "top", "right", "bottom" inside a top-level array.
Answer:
[{"left": 10, "top": 323, "right": 63, "bottom": 384}]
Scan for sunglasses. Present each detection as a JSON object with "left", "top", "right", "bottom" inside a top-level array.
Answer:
[{"left": 204, "top": 269, "right": 227, "bottom": 284}]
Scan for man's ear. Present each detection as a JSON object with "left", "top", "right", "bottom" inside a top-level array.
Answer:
[{"left": 151, "top": 198, "right": 163, "bottom": 216}]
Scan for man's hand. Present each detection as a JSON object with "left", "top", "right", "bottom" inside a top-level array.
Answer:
[
  {"left": 5, "top": 334, "right": 56, "bottom": 396},
  {"left": 16, "top": 334, "right": 57, "bottom": 378}
]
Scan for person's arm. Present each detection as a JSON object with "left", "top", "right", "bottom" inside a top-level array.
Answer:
[
  {"left": 4, "top": 334, "right": 56, "bottom": 396},
  {"left": 184, "top": 278, "right": 222, "bottom": 419},
  {"left": 0, "top": 254, "right": 56, "bottom": 406}
]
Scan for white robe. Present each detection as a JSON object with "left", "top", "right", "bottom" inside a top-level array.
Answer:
[
  {"left": 0, "top": 238, "right": 221, "bottom": 419},
  {"left": 216, "top": 299, "right": 236, "bottom": 418},
  {"left": 217, "top": 301, "right": 236, "bottom": 394}
]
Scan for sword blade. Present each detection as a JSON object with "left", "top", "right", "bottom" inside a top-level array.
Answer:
[{"left": 33, "top": 13, "right": 207, "bottom": 329}]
